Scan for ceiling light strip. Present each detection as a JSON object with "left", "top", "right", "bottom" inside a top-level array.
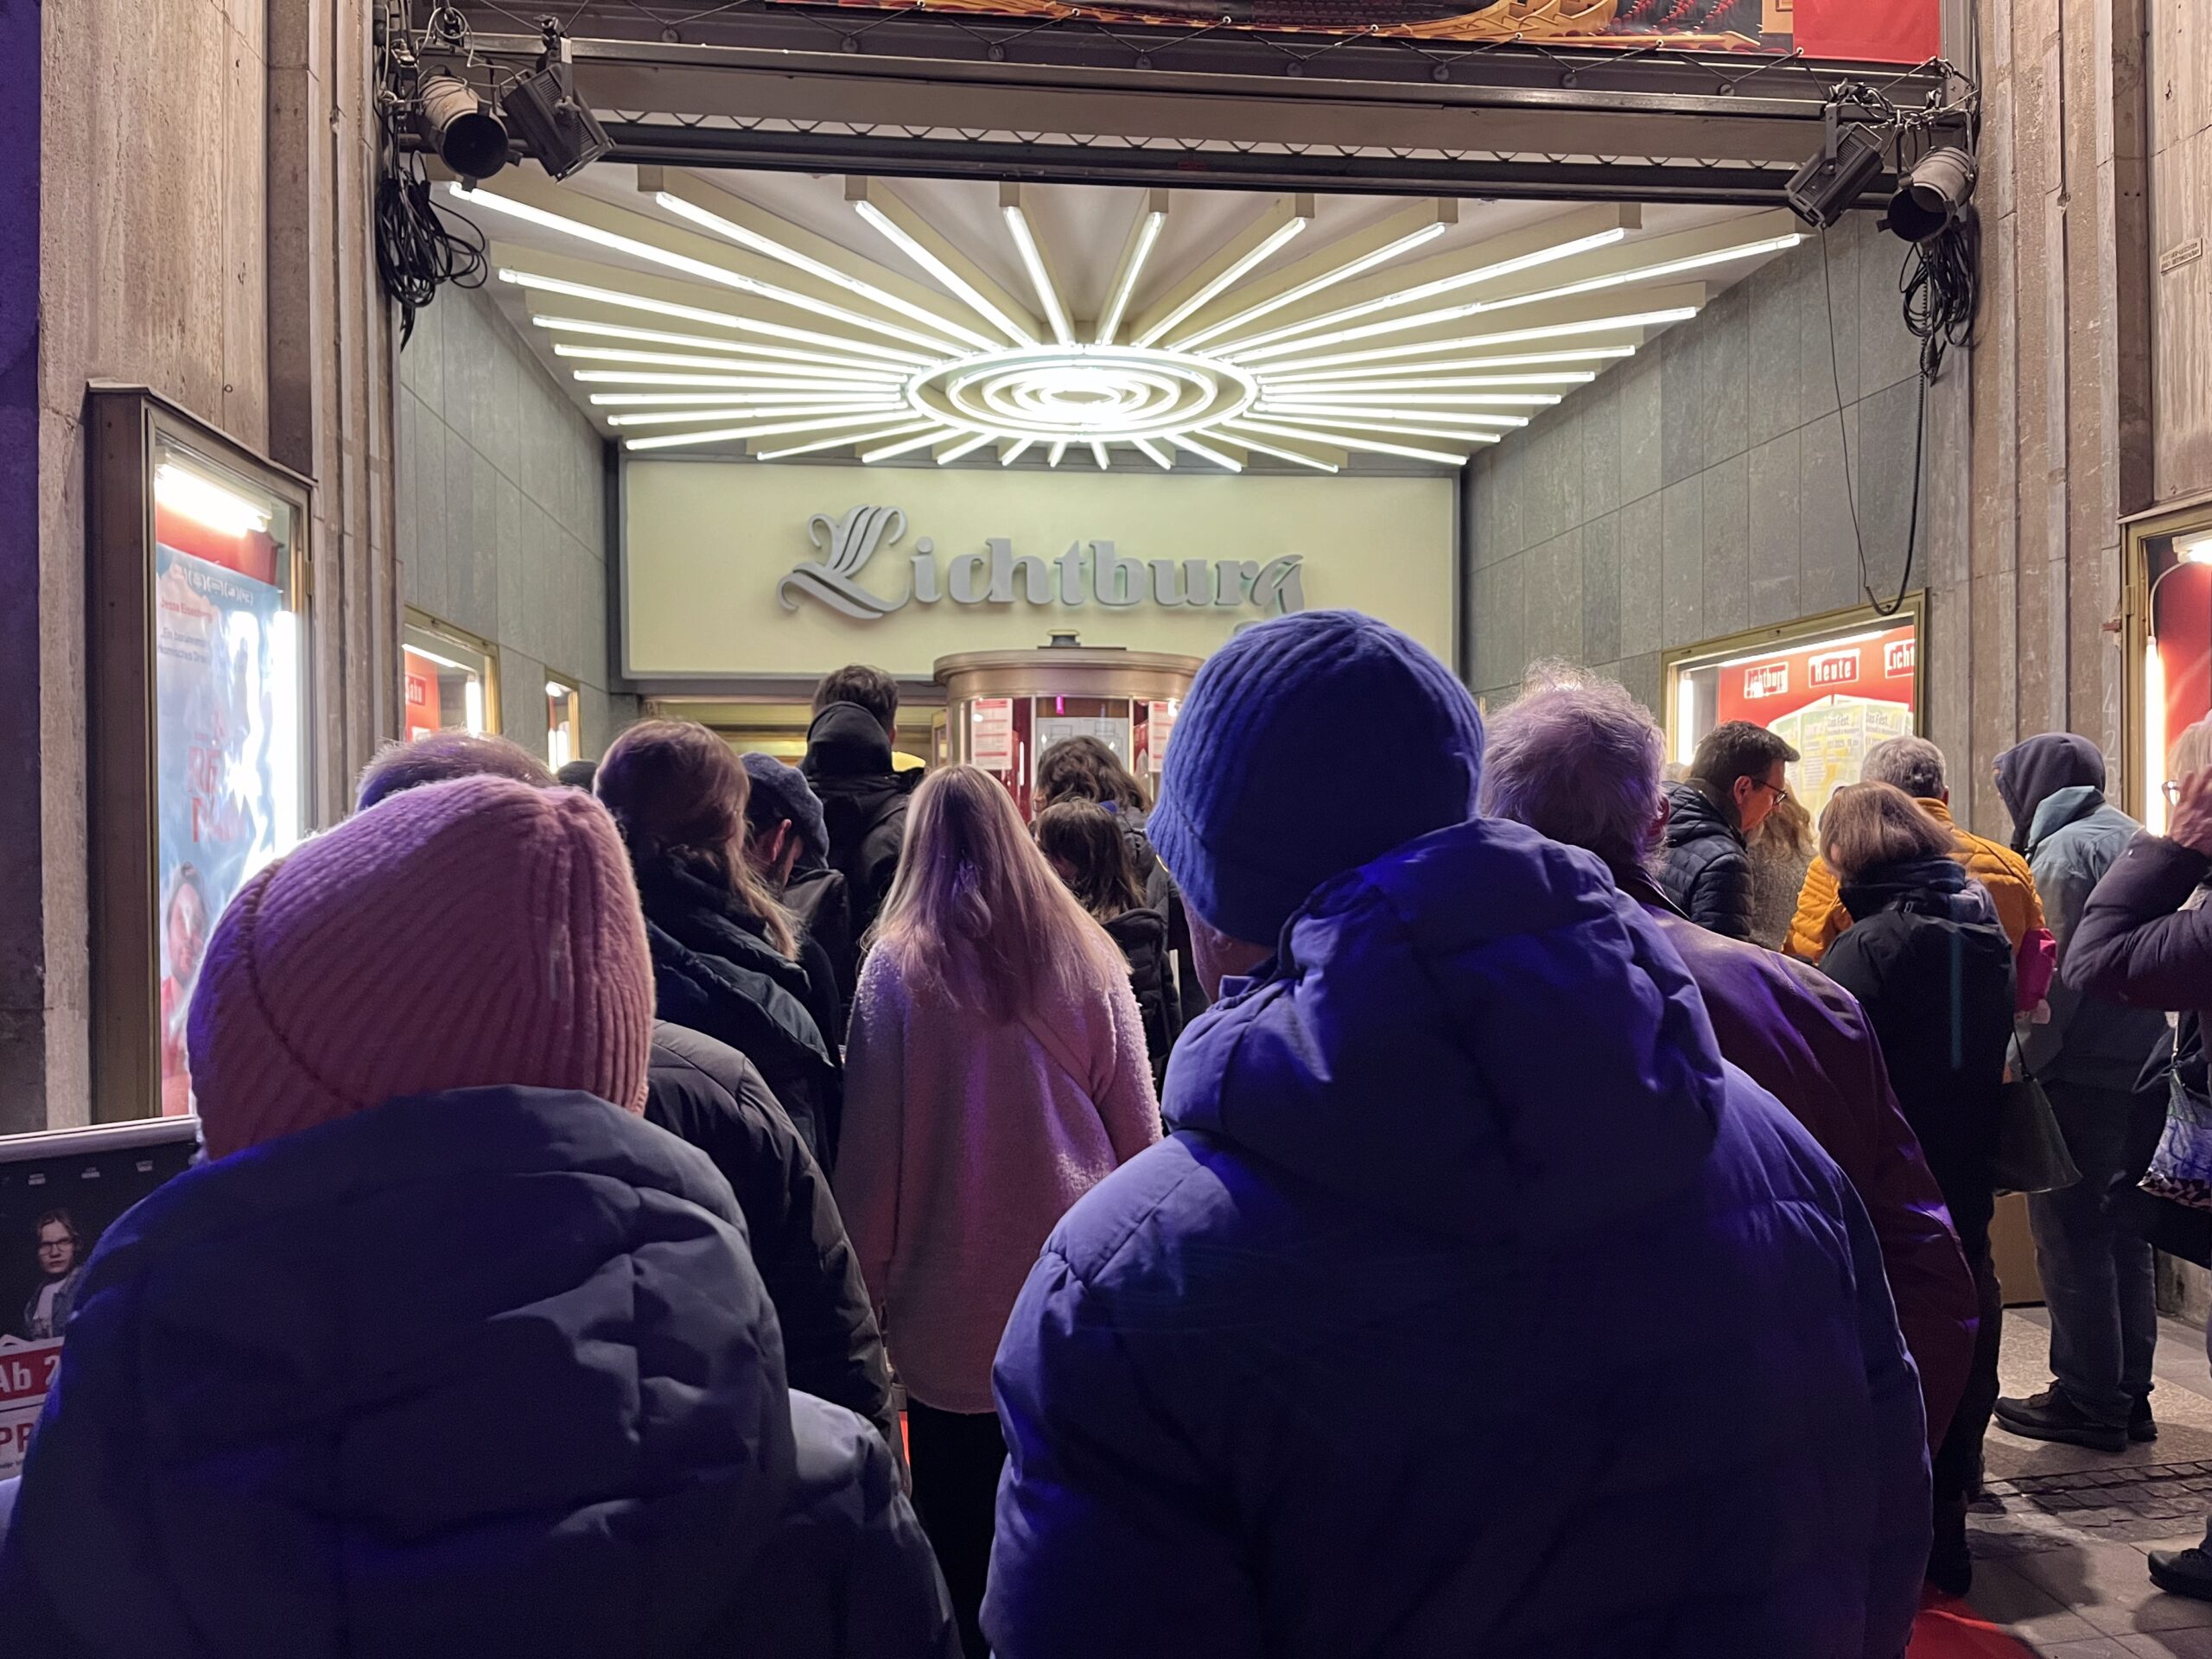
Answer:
[
  {"left": 1003, "top": 204, "right": 1075, "bottom": 347},
  {"left": 627, "top": 410, "right": 944, "bottom": 449},
  {"left": 533, "top": 315, "right": 910, "bottom": 374},
  {"left": 1167, "top": 434, "right": 1244, "bottom": 473},
  {"left": 1261, "top": 391, "right": 1561, "bottom": 408},
  {"left": 937, "top": 432, "right": 996, "bottom": 464},
  {"left": 1208, "top": 430, "right": 1338, "bottom": 473},
  {"left": 655, "top": 189, "right": 995, "bottom": 352},
  {"left": 572, "top": 372, "right": 901, "bottom": 391},
  {"left": 1001, "top": 437, "right": 1035, "bottom": 467},
  {"left": 1047, "top": 441, "right": 1069, "bottom": 467},
  {"left": 1266, "top": 372, "right": 1595, "bottom": 393},
  {"left": 591, "top": 392, "right": 908, "bottom": 409},
  {"left": 757, "top": 420, "right": 938, "bottom": 461},
  {"left": 607, "top": 403, "right": 906, "bottom": 427},
  {"left": 1096, "top": 209, "right": 1167, "bottom": 347},
  {"left": 1264, "top": 346, "right": 1638, "bottom": 385},
  {"left": 1132, "top": 219, "right": 1308, "bottom": 349},
  {"left": 852, "top": 199, "right": 1039, "bottom": 347},
  {"left": 1234, "top": 416, "right": 1490, "bottom": 459},
  {"left": 554, "top": 346, "right": 906, "bottom": 381},
  {"left": 503, "top": 272, "right": 936, "bottom": 366},
  {"left": 1195, "top": 228, "right": 1628, "bottom": 356},
  {"left": 1090, "top": 440, "right": 1111, "bottom": 470},
  {"left": 863, "top": 428, "right": 957, "bottom": 463},
  {"left": 1255, "top": 308, "right": 1700, "bottom": 376},
  {"left": 1132, "top": 437, "right": 1175, "bottom": 470},
  {"left": 1257, "top": 405, "right": 1526, "bottom": 430},
  {"left": 1169, "top": 220, "right": 1458, "bottom": 352},
  {"left": 459, "top": 187, "right": 967, "bottom": 357}
]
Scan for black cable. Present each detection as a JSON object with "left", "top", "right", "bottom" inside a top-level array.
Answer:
[{"left": 375, "top": 109, "right": 490, "bottom": 343}]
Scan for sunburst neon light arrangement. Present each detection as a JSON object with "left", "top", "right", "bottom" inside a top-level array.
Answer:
[{"left": 450, "top": 177, "right": 1802, "bottom": 472}]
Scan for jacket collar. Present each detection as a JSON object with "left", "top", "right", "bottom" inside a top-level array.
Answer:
[{"left": 2025, "top": 783, "right": 2108, "bottom": 852}]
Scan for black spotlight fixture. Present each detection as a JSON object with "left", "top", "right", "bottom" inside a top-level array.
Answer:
[
  {"left": 1885, "top": 145, "right": 1978, "bottom": 243},
  {"left": 1784, "top": 108, "right": 1889, "bottom": 229},
  {"left": 502, "top": 26, "right": 613, "bottom": 182},
  {"left": 417, "top": 73, "right": 510, "bottom": 181}
]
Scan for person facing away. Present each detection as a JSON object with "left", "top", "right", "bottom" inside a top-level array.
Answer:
[
  {"left": 1483, "top": 672, "right": 1975, "bottom": 1455},
  {"left": 353, "top": 723, "right": 899, "bottom": 1464},
  {"left": 1788, "top": 734, "right": 2045, "bottom": 962},
  {"left": 1035, "top": 735, "right": 1209, "bottom": 1030},
  {"left": 987, "top": 611, "right": 1929, "bottom": 1659},
  {"left": 802, "top": 664, "right": 923, "bottom": 943},
  {"left": 0, "top": 776, "right": 957, "bottom": 1659},
  {"left": 1815, "top": 781, "right": 2016, "bottom": 1597},
  {"left": 1033, "top": 798, "right": 1182, "bottom": 1087},
  {"left": 1747, "top": 784, "right": 1816, "bottom": 951},
  {"left": 836, "top": 765, "right": 1160, "bottom": 1659},
  {"left": 597, "top": 721, "right": 845, "bottom": 1168},
  {"left": 745, "top": 750, "right": 857, "bottom": 1033},
  {"left": 1656, "top": 719, "right": 1800, "bottom": 939},
  {"left": 1989, "top": 734, "right": 2173, "bottom": 1456}
]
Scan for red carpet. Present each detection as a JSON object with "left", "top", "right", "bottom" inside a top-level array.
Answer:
[{"left": 1908, "top": 1590, "right": 2037, "bottom": 1657}]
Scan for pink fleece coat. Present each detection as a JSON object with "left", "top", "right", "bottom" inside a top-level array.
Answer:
[{"left": 835, "top": 945, "right": 1161, "bottom": 1413}]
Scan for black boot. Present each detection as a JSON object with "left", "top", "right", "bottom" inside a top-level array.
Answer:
[
  {"left": 2150, "top": 1544, "right": 2212, "bottom": 1599},
  {"left": 1993, "top": 1386, "right": 2128, "bottom": 1453},
  {"left": 1927, "top": 1507, "right": 1973, "bottom": 1598},
  {"left": 2133, "top": 1395, "right": 2158, "bottom": 1444}
]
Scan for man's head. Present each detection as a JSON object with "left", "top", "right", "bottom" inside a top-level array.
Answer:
[
  {"left": 740, "top": 752, "right": 830, "bottom": 883},
  {"left": 357, "top": 732, "right": 556, "bottom": 812},
  {"left": 1482, "top": 673, "right": 1666, "bottom": 879},
  {"left": 1150, "top": 611, "right": 1484, "bottom": 994},
  {"left": 556, "top": 759, "right": 599, "bottom": 792},
  {"left": 1688, "top": 721, "right": 1800, "bottom": 836},
  {"left": 1861, "top": 734, "right": 1949, "bottom": 804},
  {"left": 811, "top": 664, "right": 899, "bottom": 741}
]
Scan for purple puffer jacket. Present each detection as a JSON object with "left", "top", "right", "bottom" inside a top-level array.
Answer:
[{"left": 986, "top": 816, "right": 1930, "bottom": 1659}]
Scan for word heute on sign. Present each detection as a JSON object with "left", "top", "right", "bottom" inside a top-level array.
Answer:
[
  {"left": 1808, "top": 649, "right": 1862, "bottom": 688},
  {"left": 779, "top": 505, "right": 1306, "bottom": 624}
]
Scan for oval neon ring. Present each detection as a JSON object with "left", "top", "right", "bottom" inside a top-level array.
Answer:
[{"left": 906, "top": 343, "right": 1260, "bottom": 443}]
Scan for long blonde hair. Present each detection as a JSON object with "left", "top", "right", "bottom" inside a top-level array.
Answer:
[
  {"left": 872, "top": 765, "right": 1128, "bottom": 1021},
  {"left": 595, "top": 719, "right": 798, "bottom": 958},
  {"left": 1752, "top": 785, "right": 1814, "bottom": 857}
]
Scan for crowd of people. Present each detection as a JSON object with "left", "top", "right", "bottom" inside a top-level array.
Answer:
[{"left": 5, "top": 608, "right": 2212, "bottom": 1655}]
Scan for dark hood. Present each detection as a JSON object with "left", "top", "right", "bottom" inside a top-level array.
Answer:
[
  {"left": 1101, "top": 906, "right": 1168, "bottom": 957},
  {"left": 1, "top": 1087, "right": 797, "bottom": 1657},
  {"left": 803, "top": 702, "right": 919, "bottom": 786},
  {"left": 1995, "top": 734, "right": 2107, "bottom": 853},
  {"left": 1164, "top": 817, "right": 1724, "bottom": 1244},
  {"left": 633, "top": 850, "right": 815, "bottom": 1003},
  {"left": 1838, "top": 852, "right": 1999, "bottom": 928},
  {"left": 1663, "top": 779, "right": 1741, "bottom": 848}
]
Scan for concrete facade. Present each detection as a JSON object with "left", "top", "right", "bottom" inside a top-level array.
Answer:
[
  {"left": 1463, "top": 214, "right": 1928, "bottom": 730},
  {"left": 397, "top": 287, "right": 632, "bottom": 759}
]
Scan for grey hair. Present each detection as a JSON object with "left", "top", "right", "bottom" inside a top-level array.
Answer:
[
  {"left": 1481, "top": 669, "right": 1666, "bottom": 875},
  {"left": 1860, "top": 734, "right": 1948, "bottom": 800}
]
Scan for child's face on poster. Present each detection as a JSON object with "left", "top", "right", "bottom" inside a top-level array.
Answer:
[{"left": 35, "top": 1222, "right": 76, "bottom": 1280}]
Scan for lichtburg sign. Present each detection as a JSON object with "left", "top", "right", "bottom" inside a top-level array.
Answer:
[{"left": 778, "top": 505, "right": 1306, "bottom": 624}]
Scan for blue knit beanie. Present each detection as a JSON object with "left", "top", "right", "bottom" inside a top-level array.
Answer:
[
  {"left": 741, "top": 752, "right": 831, "bottom": 869},
  {"left": 1152, "top": 610, "right": 1485, "bottom": 944}
]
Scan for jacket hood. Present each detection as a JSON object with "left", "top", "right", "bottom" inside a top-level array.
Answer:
[
  {"left": 1164, "top": 817, "right": 1725, "bottom": 1244},
  {"left": 804, "top": 702, "right": 918, "bottom": 785},
  {"left": 634, "top": 850, "right": 814, "bottom": 996},
  {"left": 5, "top": 1086, "right": 798, "bottom": 1656},
  {"left": 1101, "top": 906, "right": 1168, "bottom": 955},
  {"left": 1996, "top": 734, "right": 2107, "bottom": 851},
  {"left": 1663, "top": 779, "right": 1742, "bottom": 847},
  {"left": 2025, "top": 783, "right": 2108, "bottom": 851},
  {"left": 1838, "top": 853, "right": 1996, "bottom": 927}
]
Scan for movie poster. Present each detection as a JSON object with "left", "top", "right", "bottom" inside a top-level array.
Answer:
[
  {"left": 0, "top": 1126, "right": 199, "bottom": 1476},
  {"left": 151, "top": 447, "right": 304, "bottom": 1116}
]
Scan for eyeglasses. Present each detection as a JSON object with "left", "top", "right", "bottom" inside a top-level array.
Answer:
[
  {"left": 1749, "top": 779, "right": 1788, "bottom": 801},
  {"left": 2165, "top": 779, "right": 2184, "bottom": 804}
]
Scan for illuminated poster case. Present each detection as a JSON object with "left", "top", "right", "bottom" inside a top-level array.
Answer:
[
  {"left": 1662, "top": 596, "right": 1925, "bottom": 821},
  {"left": 2125, "top": 499, "right": 2212, "bottom": 837},
  {"left": 87, "top": 389, "right": 313, "bottom": 1124}
]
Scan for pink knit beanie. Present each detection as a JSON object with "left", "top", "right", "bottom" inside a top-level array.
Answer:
[{"left": 189, "top": 774, "right": 656, "bottom": 1160}]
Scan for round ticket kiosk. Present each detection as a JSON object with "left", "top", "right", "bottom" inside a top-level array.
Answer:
[{"left": 936, "top": 640, "right": 1201, "bottom": 820}]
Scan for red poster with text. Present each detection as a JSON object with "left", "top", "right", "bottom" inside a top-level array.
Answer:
[{"left": 1715, "top": 621, "right": 1917, "bottom": 816}]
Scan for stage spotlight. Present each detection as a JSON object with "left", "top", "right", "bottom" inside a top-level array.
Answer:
[
  {"left": 1885, "top": 146, "right": 1979, "bottom": 243},
  {"left": 1784, "top": 121, "right": 1887, "bottom": 229},
  {"left": 503, "top": 37, "right": 612, "bottom": 182},
  {"left": 416, "top": 74, "right": 509, "bottom": 181}
]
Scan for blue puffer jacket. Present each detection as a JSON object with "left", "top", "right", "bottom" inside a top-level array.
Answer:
[
  {"left": 0, "top": 1086, "right": 956, "bottom": 1659},
  {"left": 987, "top": 818, "right": 1929, "bottom": 1659}
]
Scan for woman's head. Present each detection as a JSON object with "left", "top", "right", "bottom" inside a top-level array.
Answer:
[
  {"left": 188, "top": 775, "right": 656, "bottom": 1160},
  {"left": 163, "top": 863, "right": 210, "bottom": 985},
  {"left": 874, "top": 766, "right": 1127, "bottom": 1020},
  {"left": 1752, "top": 785, "right": 1814, "bottom": 857},
  {"left": 1033, "top": 799, "right": 1143, "bottom": 919},
  {"left": 596, "top": 720, "right": 796, "bottom": 956},
  {"left": 1036, "top": 736, "right": 1150, "bottom": 814},
  {"left": 1819, "top": 781, "right": 1958, "bottom": 882}
]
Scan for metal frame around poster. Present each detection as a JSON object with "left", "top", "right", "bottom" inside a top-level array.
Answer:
[
  {"left": 1658, "top": 591, "right": 1929, "bottom": 761},
  {"left": 86, "top": 387, "right": 315, "bottom": 1125},
  {"left": 403, "top": 608, "right": 505, "bottom": 737},
  {"left": 2120, "top": 488, "right": 2212, "bottom": 831}
]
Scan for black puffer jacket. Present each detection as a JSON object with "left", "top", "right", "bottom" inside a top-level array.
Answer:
[
  {"left": 785, "top": 864, "right": 856, "bottom": 1033},
  {"left": 804, "top": 704, "right": 923, "bottom": 942},
  {"left": 636, "top": 852, "right": 844, "bottom": 1169},
  {"left": 1116, "top": 808, "right": 1210, "bottom": 1029},
  {"left": 1101, "top": 906, "right": 1180, "bottom": 1089},
  {"left": 646, "top": 1021, "right": 899, "bottom": 1461},
  {"left": 1819, "top": 855, "right": 2015, "bottom": 1239},
  {"left": 1659, "top": 781, "right": 1756, "bottom": 940}
]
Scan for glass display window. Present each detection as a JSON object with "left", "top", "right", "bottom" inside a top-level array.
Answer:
[
  {"left": 1662, "top": 597, "right": 1925, "bottom": 823},
  {"left": 88, "top": 389, "right": 314, "bottom": 1122},
  {"left": 546, "top": 677, "right": 582, "bottom": 769},
  {"left": 2126, "top": 501, "right": 2212, "bottom": 835},
  {"left": 402, "top": 613, "right": 498, "bottom": 738}
]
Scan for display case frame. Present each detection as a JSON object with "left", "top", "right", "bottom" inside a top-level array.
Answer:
[
  {"left": 403, "top": 609, "right": 503, "bottom": 738},
  {"left": 2120, "top": 489, "right": 2212, "bottom": 833},
  {"left": 86, "top": 387, "right": 315, "bottom": 1124}
]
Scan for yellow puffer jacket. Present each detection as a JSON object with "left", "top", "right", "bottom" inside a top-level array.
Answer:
[{"left": 1786, "top": 797, "right": 2046, "bottom": 961}]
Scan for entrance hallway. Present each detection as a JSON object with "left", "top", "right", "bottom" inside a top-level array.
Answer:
[{"left": 1916, "top": 1309, "right": 2212, "bottom": 1656}]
